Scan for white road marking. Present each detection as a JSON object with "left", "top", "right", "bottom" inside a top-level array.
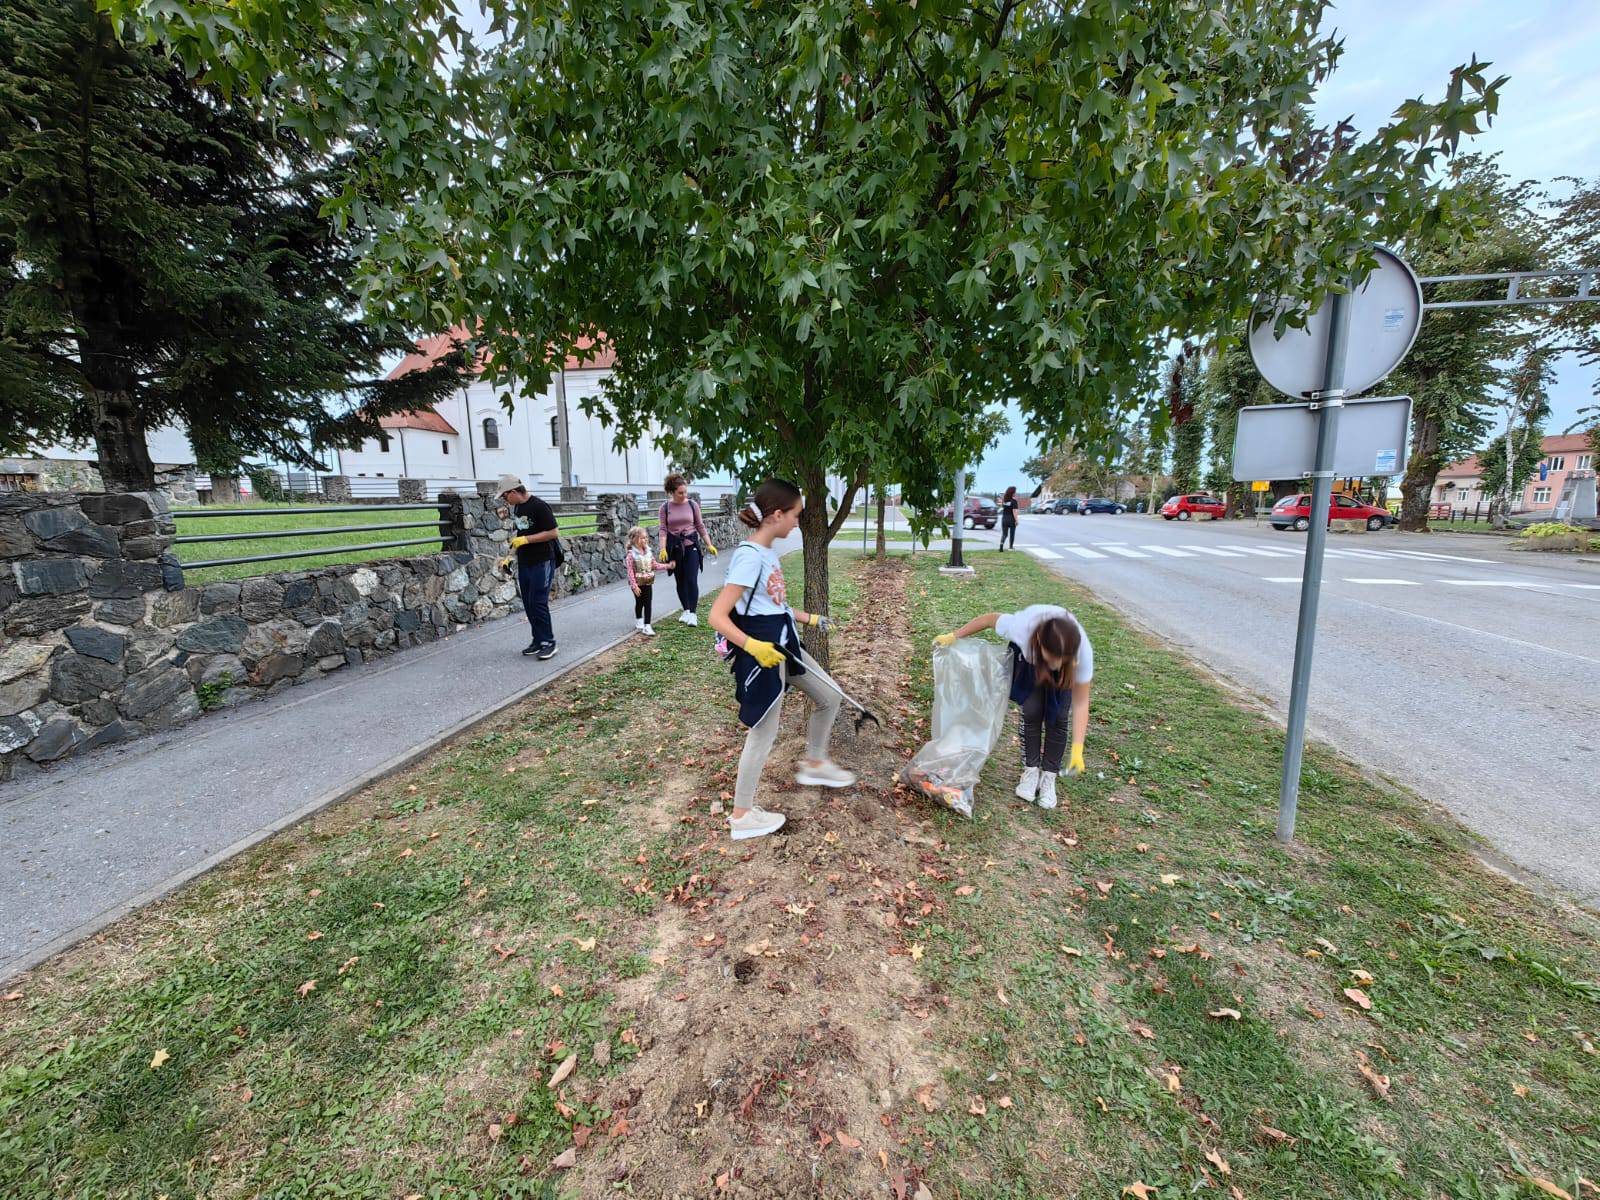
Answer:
[
  {"left": 1384, "top": 548, "right": 1494, "bottom": 564},
  {"left": 1341, "top": 597, "right": 1600, "bottom": 666},
  {"left": 1024, "top": 547, "right": 1063, "bottom": 560},
  {"left": 1326, "top": 547, "right": 1398, "bottom": 559},
  {"left": 1102, "top": 546, "right": 1150, "bottom": 558},
  {"left": 1439, "top": 580, "right": 1555, "bottom": 588},
  {"left": 1217, "top": 544, "right": 1298, "bottom": 558},
  {"left": 1568, "top": 584, "right": 1600, "bottom": 590},
  {"left": 1264, "top": 576, "right": 1303, "bottom": 583},
  {"left": 1060, "top": 546, "right": 1106, "bottom": 559},
  {"left": 1185, "top": 546, "right": 1247, "bottom": 558},
  {"left": 1342, "top": 577, "right": 1420, "bottom": 585},
  {"left": 1091, "top": 541, "right": 1126, "bottom": 546},
  {"left": 1142, "top": 546, "right": 1198, "bottom": 557}
]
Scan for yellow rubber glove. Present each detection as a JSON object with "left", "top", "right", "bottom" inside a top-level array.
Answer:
[
  {"left": 657, "top": 547, "right": 668, "bottom": 563},
  {"left": 743, "top": 638, "right": 786, "bottom": 669},
  {"left": 1066, "top": 743, "right": 1086, "bottom": 775},
  {"left": 509, "top": 534, "right": 533, "bottom": 550},
  {"left": 934, "top": 632, "right": 958, "bottom": 648},
  {"left": 496, "top": 556, "right": 513, "bottom": 575},
  {"left": 706, "top": 540, "right": 718, "bottom": 557}
]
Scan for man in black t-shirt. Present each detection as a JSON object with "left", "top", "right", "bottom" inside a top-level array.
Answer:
[{"left": 495, "top": 474, "right": 560, "bottom": 659}]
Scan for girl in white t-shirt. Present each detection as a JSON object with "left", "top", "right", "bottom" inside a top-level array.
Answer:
[
  {"left": 707, "top": 479, "right": 856, "bottom": 840},
  {"left": 934, "top": 604, "right": 1093, "bottom": 809}
]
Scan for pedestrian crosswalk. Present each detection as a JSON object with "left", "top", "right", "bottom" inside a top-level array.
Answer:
[{"left": 1025, "top": 540, "right": 1501, "bottom": 566}]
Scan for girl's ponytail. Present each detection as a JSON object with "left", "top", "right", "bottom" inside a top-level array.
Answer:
[{"left": 738, "top": 479, "right": 803, "bottom": 528}]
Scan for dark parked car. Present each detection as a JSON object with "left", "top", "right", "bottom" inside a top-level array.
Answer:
[
  {"left": 1161, "top": 494, "right": 1226, "bottom": 521},
  {"left": 938, "top": 496, "right": 1000, "bottom": 529},
  {"left": 1270, "top": 493, "right": 1394, "bottom": 531},
  {"left": 1078, "top": 496, "right": 1125, "bottom": 514},
  {"left": 1041, "top": 497, "right": 1080, "bottom": 514}
]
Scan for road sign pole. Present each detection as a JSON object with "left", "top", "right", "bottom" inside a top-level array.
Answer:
[{"left": 1277, "top": 285, "right": 1353, "bottom": 843}]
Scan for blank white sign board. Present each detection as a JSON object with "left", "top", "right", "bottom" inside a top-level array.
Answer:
[{"left": 1232, "top": 396, "right": 1413, "bottom": 482}]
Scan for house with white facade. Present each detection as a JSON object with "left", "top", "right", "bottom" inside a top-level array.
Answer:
[{"left": 339, "top": 329, "right": 736, "bottom": 501}]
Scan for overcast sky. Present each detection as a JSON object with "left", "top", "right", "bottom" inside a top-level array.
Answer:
[{"left": 974, "top": 0, "right": 1600, "bottom": 492}]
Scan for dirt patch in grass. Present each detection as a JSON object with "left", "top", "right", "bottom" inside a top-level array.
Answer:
[{"left": 567, "top": 558, "right": 954, "bottom": 1198}]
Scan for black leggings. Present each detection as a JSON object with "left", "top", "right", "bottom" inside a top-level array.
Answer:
[
  {"left": 671, "top": 539, "right": 702, "bottom": 613},
  {"left": 1000, "top": 519, "right": 1017, "bottom": 549},
  {"left": 1018, "top": 686, "right": 1071, "bottom": 772},
  {"left": 634, "top": 583, "right": 653, "bottom": 623}
]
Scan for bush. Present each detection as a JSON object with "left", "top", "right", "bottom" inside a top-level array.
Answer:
[
  {"left": 247, "top": 469, "right": 286, "bottom": 503},
  {"left": 1519, "top": 522, "right": 1587, "bottom": 539}
]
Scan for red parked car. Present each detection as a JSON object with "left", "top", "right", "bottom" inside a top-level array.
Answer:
[
  {"left": 1270, "top": 493, "right": 1394, "bottom": 532},
  {"left": 1161, "top": 494, "right": 1226, "bottom": 521}
]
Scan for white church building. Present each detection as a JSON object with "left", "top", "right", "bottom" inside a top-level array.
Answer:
[{"left": 337, "top": 330, "right": 736, "bottom": 501}]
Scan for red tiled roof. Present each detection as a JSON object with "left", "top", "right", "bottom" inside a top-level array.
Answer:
[
  {"left": 378, "top": 410, "right": 458, "bottom": 435},
  {"left": 386, "top": 325, "right": 615, "bottom": 380},
  {"left": 1440, "top": 432, "right": 1591, "bottom": 479}
]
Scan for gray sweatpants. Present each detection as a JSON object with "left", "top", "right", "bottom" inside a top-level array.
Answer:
[{"left": 733, "top": 657, "right": 842, "bottom": 810}]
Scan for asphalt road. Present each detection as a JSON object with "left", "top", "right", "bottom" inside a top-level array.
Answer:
[{"left": 1007, "top": 512, "right": 1600, "bottom": 905}]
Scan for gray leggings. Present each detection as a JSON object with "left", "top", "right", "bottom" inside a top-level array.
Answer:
[{"left": 734, "top": 659, "right": 842, "bottom": 810}]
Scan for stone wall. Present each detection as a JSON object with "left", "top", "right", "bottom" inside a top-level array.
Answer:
[{"left": 2, "top": 488, "right": 740, "bottom": 780}]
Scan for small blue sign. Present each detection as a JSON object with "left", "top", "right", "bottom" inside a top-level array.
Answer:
[{"left": 1374, "top": 448, "right": 1398, "bottom": 474}]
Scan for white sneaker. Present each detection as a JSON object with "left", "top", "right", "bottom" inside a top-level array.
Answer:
[
  {"left": 795, "top": 760, "right": 856, "bottom": 788},
  {"left": 635, "top": 618, "right": 645, "bottom": 632},
  {"left": 1037, "top": 772, "right": 1058, "bottom": 810},
  {"left": 679, "top": 610, "right": 697, "bottom": 626},
  {"left": 1015, "top": 766, "right": 1039, "bottom": 801},
  {"left": 642, "top": 624, "right": 656, "bottom": 637},
  {"left": 729, "top": 807, "right": 786, "bottom": 840}
]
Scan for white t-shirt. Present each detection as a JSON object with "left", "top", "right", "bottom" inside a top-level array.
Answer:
[
  {"left": 994, "top": 604, "right": 1094, "bottom": 684},
  {"left": 724, "top": 541, "right": 791, "bottom": 617}
]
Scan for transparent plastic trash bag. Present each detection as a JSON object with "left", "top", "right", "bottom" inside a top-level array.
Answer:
[{"left": 901, "top": 639, "right": 1012, "bottom": 818}]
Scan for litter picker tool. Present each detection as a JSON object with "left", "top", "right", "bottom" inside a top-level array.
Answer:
[{"left": 793, "top": 645, "right": 882, "bottom": 733}]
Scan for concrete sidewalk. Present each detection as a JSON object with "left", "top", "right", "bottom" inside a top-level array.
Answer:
[{"left": 0, "top": 546, "right": 775, "bottom": 981}]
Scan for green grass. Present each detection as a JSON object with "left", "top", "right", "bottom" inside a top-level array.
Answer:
[
  {"left": 1427, "top": 519, "right": 1518, "bottom": 534},
  {"left": 895, "top": 550, "right": 1600, "bottom": 1200},
  {"left": 171, "top": 504, "right": 655, "bottom": 584},
  {"left": 3, "top": 549, "right": 1594, "bottom": 1199}
]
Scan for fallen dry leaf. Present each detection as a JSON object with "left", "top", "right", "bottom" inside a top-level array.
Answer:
[
  {"left": 1096, "top": 880, "right": 1114, "bottom": 894},
  {"left": 1204, "top": 1149, "right": 1231, "bottom": 1176},
  {"left": 1208, "top": 1008, "right": 1242, "bottom": 1021},
  {"left": 1159, "top": 873, "right": 1181, "bottom": 886},
  {"left": 1349, "top": 968, "right": 1374, "bottom": 986},
  {"left": 551, "top": 1147, "right": 577, "bottom": 1170},
  {"left": 837, "top": 1130, "right": 862, "bottom": 1149},
  {"left": 149, "top": 1049, "right": 170, "bottom": 1070},
  {"left": 914, "top": 1186, "right": 933, "bottom": 1200},
  {"left": 548, "top": 1054, "right": 578, "bottom": 1089},
  {"left": 1095, "top": 1095, "right": 1109, "bottom": 1112},
  {"left": 296, "top": 979, "right": 317, "bottom": 998},
  {"left": 1342, "top": 987, "right": 1373, "bottom": 1011},
  {"left": 879, "top": 1149, "right": 890, "bottom": 1170},
  {"left": 1, "top": 991, "right": 22, "bottom": 1002},
  {"left": 915, "top": 1084, "right": 939, "bottom": 1112},
  {"left": 1122, "top": 1183, "right": 1158, "bottom": 1199},
  {"left": 1354, "top": 1051, "right": 1391, "bottom": 1101},
  {"left": 1131, "top": 1023, "right": 1155, "bottom": 1040},
  {"left": 911, "top": 944, "right": 925, "bottom": 962},
  {"left": 954, "top": 885, "right": 975, "bottom": 897},
  {"left": 968, "top": 1095, "right": 987, "bottom": 1116},
  {"left": 239, "top": 1088, "right": 252, "bottom": 1103},
  {"left": 996, "top": 988, "right": 1009, "bottom": 1006},
  {"left": 620, "top": 1028, "right": 637, "bottom": 1045},
  {"left": 744, "top": 938, "right": 774, "bottom": 956},
  {"left": 1259, "top": 1124, "right": 1296, "bottom": 1145},
  {"left": 488, "top": 1122, "right": 504, "bottom": 1142},
  {"left": 1165, "top": 1073, "right": 1181, "bottom": 1093},
  {"left": 1526, "top": 1180, "right": 1574, "bottom": 1200},
  {"left": 574, "top": 936, "right": 596, "bottom": 952},
  {"left": 609, "top": 1115, "right": 631, "bottom": 1138},
  {"left": 398, "top": 847, "right": 415, "bottom": 859},
  {"left": 996, "top": 1095, "right": 1013, "bottom": 1109},
  {"left": 1513, "top": 1083, "right": 1530, "bottom": 1098},
  {"left": 1059, "top": 945, "right": 1084, "bottom": 957},
  {"left": 305, "top": 931, "right": 323, "bottom": 942}
]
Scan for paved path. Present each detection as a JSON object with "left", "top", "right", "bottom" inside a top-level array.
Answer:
[
  {"left": 1008, "top": 512, "right": 1600, "bottom": 905},
  {"left": 0, "top": 543, "right": 792, "bottom": 981}
]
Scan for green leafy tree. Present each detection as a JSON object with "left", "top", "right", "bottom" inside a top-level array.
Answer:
[
  {"left": 123, "top": 0, "right": 1501, "bottom": 606},
  {"left": 1201, "top": 344, "right": 1271, "bottom": 514},
  {"left": 1390, "top": 156, "right": 1547, "bottom": 531},
  {"left": 1479, "top": 344, "right": 1555, "bottom": 526},
  {"left": 1168, "top": 353, "right": 1205, "bottom": 494},
  {"left": 0, "top": 1, "right": 466, "bottom": 490}
]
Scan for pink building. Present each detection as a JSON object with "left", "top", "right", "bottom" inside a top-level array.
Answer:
[{"left": 1434, "top": 433, "right": 1595, "bottom": 515}]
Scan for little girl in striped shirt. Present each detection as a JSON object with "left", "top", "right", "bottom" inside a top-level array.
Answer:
[{"left": 626, "top": 525, "right": 671, "bottom": 636}]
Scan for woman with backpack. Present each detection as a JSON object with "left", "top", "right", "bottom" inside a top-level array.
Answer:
[
  {"left": 708, "top": 479, "right": 856, "bottom": 840},
  {"left": 656, "top": 473, "right": 718, "bottom": 625},
  {"left": 999, "top": 485, "right": 1020, "bottom": 550}
]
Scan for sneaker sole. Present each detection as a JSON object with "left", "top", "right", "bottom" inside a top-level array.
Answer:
[
  {"left": 730, "top": 814, "right": 786, "bottom": 840},
  {"left": 795, "top": 773, "right": 855, "bottom": 789},
  {"left": 537, "top": 648, "right": 559, "bottom": 660}
]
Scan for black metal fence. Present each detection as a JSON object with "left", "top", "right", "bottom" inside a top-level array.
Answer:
[
  {"left": 1429, "top": 501, "right": 1535, "bottom": 524},
  {"left": 172, "top": 503, "right": 452, "bottom": 570}
]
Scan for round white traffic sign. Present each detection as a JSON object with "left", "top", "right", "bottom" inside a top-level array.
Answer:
[{"left": 1249, "top": 246, "right": 1422, "bottom": 399}]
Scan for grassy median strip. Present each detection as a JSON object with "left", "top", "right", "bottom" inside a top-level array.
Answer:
[{"left": 1, "top": 552, "right": 1594, "bottom": 1199}]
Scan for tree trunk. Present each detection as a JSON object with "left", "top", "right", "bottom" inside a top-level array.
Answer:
[
  {"left": 874, "top": 484, "right": 886, "bottom": 561},
  {"left": 1397, "top": 410, "right": 1444, "bottom": 532},
  {"left": 89, "top": 384, "right": 157, "bottom": 492},
  {"left": 798, "top": 464, "right": 836, "bottom": 668}
]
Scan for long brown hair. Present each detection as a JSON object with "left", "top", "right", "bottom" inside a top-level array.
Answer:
[
  {"left": 738, "top": 479, "right": 803, "bottom": 528},
  {"left": 1030, "top": 616, "right": 1081, "bottom": 690},
  {"left": 1003, "top": 485, "right": 1017, "bottom": 502}
]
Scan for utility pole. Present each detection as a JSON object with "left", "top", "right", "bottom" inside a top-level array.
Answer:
[
  {"left": 947, "top": 465, "right": 966, "bottom": 569},
  {"left": 554, "top": 367, "right": 573, "bottom": 488}
]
